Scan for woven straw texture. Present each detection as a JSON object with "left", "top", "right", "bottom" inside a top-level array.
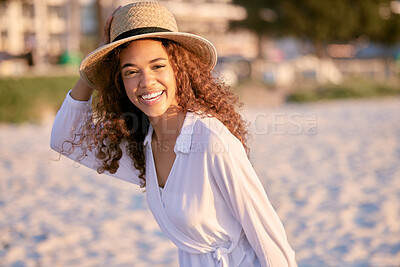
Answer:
[
  {"left": 79, "top": 1, "right": 217, "bottom": 88},
  {"left": 110, "top": 2, "right": 178, "bottom": 41}
]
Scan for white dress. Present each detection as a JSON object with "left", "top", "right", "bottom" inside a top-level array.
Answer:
[{"left": 50, "top": 92, "right": 297, "bottom": 267}]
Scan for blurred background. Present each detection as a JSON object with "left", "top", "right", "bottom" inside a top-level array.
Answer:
[
  {"left": 0, "top": 1, "right": 399, "bottom": 267},
  {"left": 1, "top": 0, "right": 400, "bottom": 122}
]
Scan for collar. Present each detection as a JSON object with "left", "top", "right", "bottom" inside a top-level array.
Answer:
[{"left": 143, "top": 111, "right": 198, "bottom": 154}]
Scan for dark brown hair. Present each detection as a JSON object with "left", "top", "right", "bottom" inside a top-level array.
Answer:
[{"left": 66, "top": 38, "right": 249, "bottom": 187}]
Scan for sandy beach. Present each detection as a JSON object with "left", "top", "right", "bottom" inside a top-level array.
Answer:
[{"left": 0, "top": 97, "right": 399, "bottom": 267}]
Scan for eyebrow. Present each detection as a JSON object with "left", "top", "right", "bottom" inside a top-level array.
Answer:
[{"left": 121, "top": 57, "right": 167, "bottom": 70}]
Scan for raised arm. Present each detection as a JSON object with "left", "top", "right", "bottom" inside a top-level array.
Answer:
[
  {"left": 70, "top": 6, "right": 121, "bottom": 101},
  {"left": 50, "top": 90, "right": 141, "bottom": 185},
  {"left": 70, "top": 78, "right": 94, "bottom": 101},
  {"left": 50, "top": 6, "right": 140, "bottom": 186}
]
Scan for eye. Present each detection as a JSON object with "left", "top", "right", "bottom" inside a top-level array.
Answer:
[
  {"left": 153, "top": 64, "right": 166, "bottom": 70},
  {"left": 123, "top": 69, "right": 138, "bottom": 77}
]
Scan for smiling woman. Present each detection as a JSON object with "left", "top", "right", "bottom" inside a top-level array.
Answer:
[
  {"left": 120, "top": 40, "right": 179, "bottom": 118},
  {"left": 50, "top": 2, "right": 297, "bottom": 266}
]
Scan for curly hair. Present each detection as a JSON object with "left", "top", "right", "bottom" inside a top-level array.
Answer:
[{"left": 68, "top": 38, "right": 249, "bottom": 188}]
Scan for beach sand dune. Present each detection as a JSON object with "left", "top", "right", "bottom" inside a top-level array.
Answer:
[{"left": 0, "top": 97, "right": 399, "bottom": 266}]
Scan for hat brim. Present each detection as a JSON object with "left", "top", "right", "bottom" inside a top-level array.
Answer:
[{"left": 79, "top": 32, "right": 218, "bottom": 88}]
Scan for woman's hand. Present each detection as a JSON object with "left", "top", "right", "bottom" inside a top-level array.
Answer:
[
  {"left": 71, "top": 6, "right": 122, "bottom": 100},
  {"left": 99, "top": 6, "right": 122, "bottom": 47}
]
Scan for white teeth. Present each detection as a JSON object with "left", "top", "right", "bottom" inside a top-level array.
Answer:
[{"left": 141, "top": 91, "right": 163, "bottom": 100}]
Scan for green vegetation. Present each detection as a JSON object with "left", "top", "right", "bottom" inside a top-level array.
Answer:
[
  {"left": 0, "top": 76, "right": 398, "bottom": 123},
  {"left": 0, "top": 76, "right": 78, "bottom": 123},
  {"left": 286, "top": 78, "right": 400, "bottom": 102}
]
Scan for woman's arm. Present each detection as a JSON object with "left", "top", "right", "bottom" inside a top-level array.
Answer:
[
  {"left": 210, "top": 134, "right": 297, "bottom": 267},
  {"left": 70, "top": 78, "right": 94, "bottom": 101},
  {"left": 69, "top": 6, "right": 120, "bottom": 100},
  {"left": 50, "top": 91, "right": 141, "bottom": 185},
  {"left": 50, "top": 5, "right": 139, "bottom": 185}
]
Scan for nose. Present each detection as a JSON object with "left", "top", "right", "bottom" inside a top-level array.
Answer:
[{"left": 138, "top": 70, "right": 156, "bottom": 89}]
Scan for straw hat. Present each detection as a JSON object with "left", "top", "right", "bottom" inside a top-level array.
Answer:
[{"left": 79, "top": 1, "right": 218, "bottom": 88}]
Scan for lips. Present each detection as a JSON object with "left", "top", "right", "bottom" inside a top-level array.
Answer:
[
  {"left": 140, "top": 90, "right": 164, "bottom": 100},
  {"left": 138, "top": 90, "right": 165, "bottom": 105}
]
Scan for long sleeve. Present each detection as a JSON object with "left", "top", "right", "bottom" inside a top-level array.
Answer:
[
  {"left": 50, "top": 91, "right": 141, "bottom": 185},
  {"left": 210, "top": 132, "right": 297, "bottom": 267}
]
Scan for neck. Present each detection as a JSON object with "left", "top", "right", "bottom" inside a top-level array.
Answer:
[{"left": 148, "top": 106, "right": 186, "bottom": 143}]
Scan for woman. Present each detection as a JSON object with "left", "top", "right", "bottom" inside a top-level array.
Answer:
[{"left": 50, "top": 2, "right": 297, "bottom": 266}]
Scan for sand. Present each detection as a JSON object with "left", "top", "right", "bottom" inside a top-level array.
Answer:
[{"left": 0, "top": 97, "right": 399, "bottom": 267}]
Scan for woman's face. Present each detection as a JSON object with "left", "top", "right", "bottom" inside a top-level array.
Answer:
[{"left": 120, "top": 39, "right": 178, "bottom": 118}]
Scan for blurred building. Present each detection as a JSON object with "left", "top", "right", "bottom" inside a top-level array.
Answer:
[
  {"left": 0, "top": 0, "right": 250, "bottom": 76},
  {"left": 125, "top": 0, "right": 252, "bottom": 57},
  {"left": 0, "top": 0, "right": 88, "bottom": 75}
]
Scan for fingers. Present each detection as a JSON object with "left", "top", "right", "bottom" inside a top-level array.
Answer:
[{"left": 99, "top": 5, "right": 122, "bottom": 47}]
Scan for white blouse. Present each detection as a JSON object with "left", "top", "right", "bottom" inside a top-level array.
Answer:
[{"left": 50, "top": 92, "right": 297, "bottom": 267}]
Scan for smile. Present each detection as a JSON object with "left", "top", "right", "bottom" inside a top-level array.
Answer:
[
  {"left": 140, "top": 91, "right": 164, "bottom": 100},
  {"left": 139, "top": 90, "right": 165, "bottom": 106}
]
